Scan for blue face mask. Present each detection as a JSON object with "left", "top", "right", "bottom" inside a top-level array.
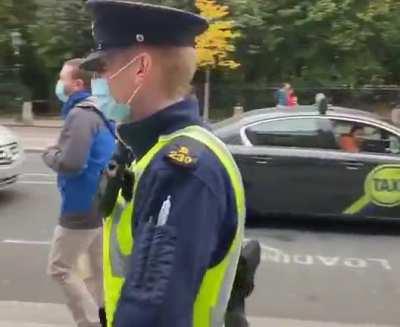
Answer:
[
  {"left": 55, "top": 80, "right": 69, "bottom": 103},
  {"left": 91, "top": 78, "right": 131, "bottom": 123}
]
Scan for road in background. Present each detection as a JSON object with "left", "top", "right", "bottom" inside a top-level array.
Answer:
[{"left": 0, "top": 153, "right": 400, "bottom": 326}]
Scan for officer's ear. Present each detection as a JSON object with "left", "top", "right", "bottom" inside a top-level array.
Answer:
[
  {"left": 134, "top": 52, "right": 152, "bottom": 85},
  {"left": 74, "top": 78, "right": 85, "bottom": 90}
]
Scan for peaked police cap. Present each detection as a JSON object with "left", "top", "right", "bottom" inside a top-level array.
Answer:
[{"left": 81, "top": 0, "right": 209, "bottom": 71}]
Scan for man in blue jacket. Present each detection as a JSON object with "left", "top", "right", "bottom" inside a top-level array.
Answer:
[
  {"left": 43, "top": 58, "right": 115, "bottom": 327},
  {"left": 275, "top": 83, "right": 290, "bottom": 107}
]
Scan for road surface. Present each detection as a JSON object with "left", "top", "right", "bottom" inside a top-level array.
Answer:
[{"left": 0, "top": 153, "right": 399, "bottom": 326}]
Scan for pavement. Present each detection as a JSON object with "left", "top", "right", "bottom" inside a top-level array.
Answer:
[
  {"left": 1, "top": 127, "right": 400, "bottom": 326},
  {"left": 0, "top": 302, "right": 395, "bottom": 327},
  {"left": 0, "top": 118, "right": 62, "bottom": 129}
]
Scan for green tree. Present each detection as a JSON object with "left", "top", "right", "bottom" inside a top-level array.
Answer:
[
  {"left": 32, "top": 0, "right": 91, "bottom": 73},
  {"left": 0, "top": 0, "right": 38, "bottom": 109},
  {"left": 229, "top": 0, "right": 400, "bottom": 87},
  {"left": 195, "top": 0, "right": 240, "bottom": 119},
  {"left": 1, "top": 0, "right": 399, "bottom": 114}
]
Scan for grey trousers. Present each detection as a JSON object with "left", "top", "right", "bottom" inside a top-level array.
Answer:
[{"left": 47, "top": 226, "right": 103, "bottom": 327}]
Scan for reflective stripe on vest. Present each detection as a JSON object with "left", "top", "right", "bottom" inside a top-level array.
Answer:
[{"left": 103, "top": 125, "right": 246, "bottom": 327}]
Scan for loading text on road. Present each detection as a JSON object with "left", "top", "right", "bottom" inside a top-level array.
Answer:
[{"left": 261, "top": 244, "right": 392, "bottom": 270}]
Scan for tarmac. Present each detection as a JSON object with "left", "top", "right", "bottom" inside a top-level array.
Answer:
[{"left": 0, "top": 118, "right": 397, "bottom": 327}]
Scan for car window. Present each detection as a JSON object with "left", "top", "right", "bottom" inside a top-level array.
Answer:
[
  {"left": 330, "top": 119, "right": 400, "bottom": 155},
  {"left": 245, "top": 117, "right": 336, "bottom": 148},
  {"left": 220, "top": 133, "right": 242, "bottom": 145}
]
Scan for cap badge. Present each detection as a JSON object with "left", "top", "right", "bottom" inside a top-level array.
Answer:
[{"left": 136, "top": 34, "right": 145, "bottom": 42}]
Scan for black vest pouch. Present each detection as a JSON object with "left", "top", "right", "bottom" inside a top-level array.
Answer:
[
  {"left": 225, "top": 240, "right": 261, "bottom": 327},
  {"left": 95, "top": 140, "right": 135, "bottom": 218}
]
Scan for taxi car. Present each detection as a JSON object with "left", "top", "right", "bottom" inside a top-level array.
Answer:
[
  {"left": 0, "top": 125, "right": 24, "bottom": 189},
  {"left": 214, "top": 99, "right": 400, "bottom": 219}
]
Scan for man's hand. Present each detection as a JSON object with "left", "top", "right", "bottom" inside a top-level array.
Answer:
[
  {"left": 42, "top": 145, "right": 61, "bottom": 171},
  {"left": 96, "top": 159, "right": 135, "bottom": 218},
  {"left": 96, "top": 162, "right": 123, "bottom": 218}
]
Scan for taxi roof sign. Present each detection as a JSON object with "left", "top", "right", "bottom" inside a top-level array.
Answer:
[{"left": 315, "top": 93, "right": 328, "bottom": 115}]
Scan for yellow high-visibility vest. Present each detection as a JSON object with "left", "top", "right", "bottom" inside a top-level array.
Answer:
[{"left": 103, "top": 125, "right": 246, "bottom": 327}]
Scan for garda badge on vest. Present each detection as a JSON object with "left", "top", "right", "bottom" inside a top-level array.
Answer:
[{"left": 166, "top": 145, "right": 198, "bottom": 168}]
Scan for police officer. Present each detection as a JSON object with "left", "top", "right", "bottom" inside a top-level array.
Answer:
[{"left": 81, "top": 1, "right": 246, "bottom": 327}]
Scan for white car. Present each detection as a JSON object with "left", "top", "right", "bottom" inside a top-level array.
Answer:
[{"left": 0, "top": 125, "right": 25, "bottom": 189}]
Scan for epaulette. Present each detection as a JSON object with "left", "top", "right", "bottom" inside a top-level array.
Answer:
[{"left": 164, "top": 136, "right": 205, "bottom": 169}]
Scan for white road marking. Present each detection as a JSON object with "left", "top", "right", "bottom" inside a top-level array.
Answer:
[
  {"left": 2, "top": 239, "right": 394, "bottom": 271},
  {"left": 19, "top": 173, "right": 56, "bottom": 184},
  {"left": 248, "top": 241, "right": 393, "bottom": 271},
  {"left": 17, "top": 181, "right": 56, "bottom": 185},
  {"left": 20, "top": 173, "right": 55, "bottom": 178},
  {"left": 2, "top": 240, "right": 50, "bottom": 245},
  {"left": 17, "top": 181, "right": 57, "bottom": 185},
  {"left": 248, "top": 317, "right": 396, "bottom": 327},
  {"left": 17, "top": 173, "right": 55, "bottom": 185}
]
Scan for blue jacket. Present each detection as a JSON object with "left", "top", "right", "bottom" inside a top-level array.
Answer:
[
  {"left": 43, "top": 92, "right": 116, "bottom": 229},
  {"left": 114, "top": 99, "right": 238, "bottom": 326},
  {"left": 275, "top": 88, "right": 288, "bottom": 106}
]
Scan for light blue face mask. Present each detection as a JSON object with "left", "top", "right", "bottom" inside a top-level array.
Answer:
[
  {"left": 55, "top": 80, "right": 69, "bottom": 103},
  {"left": 91, "top": 78, "right": 131, "bottom": 123}
]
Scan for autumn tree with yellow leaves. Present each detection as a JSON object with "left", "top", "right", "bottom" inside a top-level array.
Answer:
[{"left": 195, "top": 0, "right": 240, "bottom": 120}]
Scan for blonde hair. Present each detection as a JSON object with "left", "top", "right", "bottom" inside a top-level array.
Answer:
[{"left": 157, "top": 47, "right": 197, "bottom": 98}]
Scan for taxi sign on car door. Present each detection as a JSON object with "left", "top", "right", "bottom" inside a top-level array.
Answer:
[{"left": 365, "top": 165, "right": 400, "bottom": 208}]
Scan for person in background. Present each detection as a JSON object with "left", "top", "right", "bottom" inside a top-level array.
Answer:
[
  {"left": 287, "top": 86, "right": 298, "bottom": 107},
  {"left": 43, "top": 58, "right": 116, "bottom": 327},
  {"left": 55, "top": 59, "right": 92, "bottom": 120},
  {"left": 391, "top": 105, "right": 400, "bottom": 126},
  {"left": 339, "top": 125, "right": 365, "bottom": 153},
  {"left": 275, "top": 83, "right": 290, "bottom": 107}
]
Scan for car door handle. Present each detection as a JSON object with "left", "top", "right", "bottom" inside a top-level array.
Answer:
[
  {"left": 251, "top": 156, "right": 272, "bottom": 165},
  {"left": 342, "top": 161, "right": 364, "bottom": 170}
]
